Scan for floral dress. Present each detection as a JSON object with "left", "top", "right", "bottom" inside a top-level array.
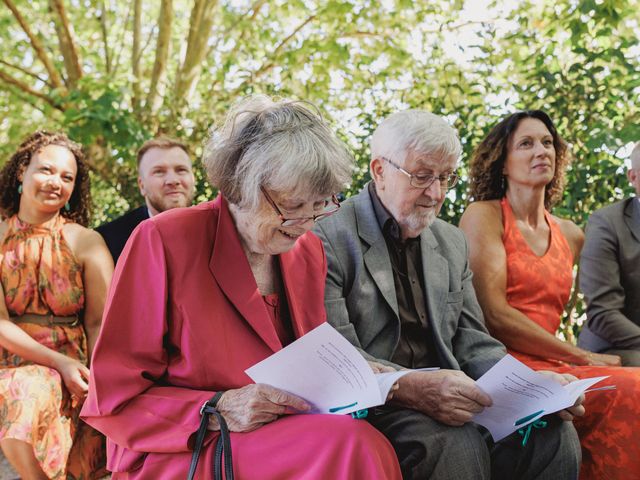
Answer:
[{"left": 0, "top": 214, "right": 106, "bottom": 479}]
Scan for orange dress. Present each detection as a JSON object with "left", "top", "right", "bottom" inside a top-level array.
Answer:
[
  {"left": 501, "top": 197, "right": 640, "bottom": 480},
  {"left": 0, "top": 214, "right": 106, "bottom": 479}
]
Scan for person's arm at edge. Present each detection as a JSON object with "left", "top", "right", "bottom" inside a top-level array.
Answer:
[
  {"left": 76, "top": 228, "right": 113, "bottom": 360},
  {"left": 579, "top": 211, "right": 640, "bottom": 349}
]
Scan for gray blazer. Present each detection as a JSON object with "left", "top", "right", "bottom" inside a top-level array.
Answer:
[
  {"left": 313, "top": 187, "right": 505, "bottom": 380},
  {"left": 578, "top": 197, "right": 640, "bottom": 351}
]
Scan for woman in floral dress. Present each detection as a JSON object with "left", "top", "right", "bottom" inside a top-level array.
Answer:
[{"left": 0, "top": 131, "right": 113, "bottom": 479}]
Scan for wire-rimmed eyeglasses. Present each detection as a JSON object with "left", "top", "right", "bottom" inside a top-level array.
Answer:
[
  {"left": 382, "top": 157, "right": 459, "bottom": 190},
  {"left": 260, "top": 186, "right": 340, "bottom": 227}
]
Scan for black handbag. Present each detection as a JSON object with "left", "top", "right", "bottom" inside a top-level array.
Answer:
[{"left": 187, "top": 392, "right": 234, "bottom": 480}]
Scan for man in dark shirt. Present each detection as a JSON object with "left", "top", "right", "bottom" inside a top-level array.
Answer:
[
  {"left": 314, "top": 109, "right": 583, "bottom": 479},
  {"left": 97, "top": 137, "right": 195, "bottom": 263}
]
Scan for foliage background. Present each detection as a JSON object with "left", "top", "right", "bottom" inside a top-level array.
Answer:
[{"left": 1, "top": 0, "right": 639, "bottom": 335}]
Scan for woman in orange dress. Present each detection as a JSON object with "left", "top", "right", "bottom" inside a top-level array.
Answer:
[
  {"left": 460, "top": 110, "right": 640, "bottom": 480},
  {"left": 0, "top": 131, "right": 113, "bottom": 479}
]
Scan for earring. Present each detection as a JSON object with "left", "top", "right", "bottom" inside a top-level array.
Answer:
[
  {"left": 501, "top": 175, "right": 506, "bottom": 192},
  {"left": 64, "top": 202, "right": 71, "bottom": 212},
  {"left": 18, "top": 184, "right": 22, "bottom": 194}
]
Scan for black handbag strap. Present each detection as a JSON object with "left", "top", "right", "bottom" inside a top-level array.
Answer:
[{"left": 187, "top": 391, "right": 234, "bottom": 480}]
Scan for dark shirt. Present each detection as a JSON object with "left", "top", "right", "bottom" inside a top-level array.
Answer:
[
  {"left": 96, "top": 206, "right": 149, "bottom": 264},
  {"left": 368, "top": 182, "right": 439, "bottom": 368}
]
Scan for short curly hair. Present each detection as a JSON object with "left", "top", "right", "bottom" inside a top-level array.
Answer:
[
  {"left": 468, "top": 110, "right": 570, "bottom": 209},
  {"left": 0, "top": 131, "right": 92, "bottom": 226}
]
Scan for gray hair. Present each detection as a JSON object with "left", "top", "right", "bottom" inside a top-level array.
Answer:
[
  {"left": 370, "top": 109, "right": 462, "bottom": 165},
  {"left": 204, "top": 95, "right": 354, "bottom": 210},
  {"left": 631, "top": 142, "right": 640, "bottom": 170}
]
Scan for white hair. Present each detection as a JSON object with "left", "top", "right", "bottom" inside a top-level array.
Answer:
[
  {"left": 370, "top": 109, "right": 462, "bottom": 165},
  {"left": 204, "top": 95, "right": 354, "bottom": 210}
]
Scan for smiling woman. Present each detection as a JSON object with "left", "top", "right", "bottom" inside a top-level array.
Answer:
[
  {"left": 80, "top": 96, "right": 402, "bottom": 479},
  {"left": 0, "top": 131, "right": 113, "bottom": 479}
]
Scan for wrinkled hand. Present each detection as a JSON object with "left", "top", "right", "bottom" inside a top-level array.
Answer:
[
  {"left": 54, "top": 355, "right": 89, "bottom": 398},
  {"left": 395, "top": 370, "right": 492, "bottom": 426},
  {"left": 368, "top": 360, "right": 396, "bottom": 374},
  {"left": 368, "top": 361, "right": 399, "bottom": 401},
  {"left": 537, "top": 371, "right": 586, "bottom": 421},
  {"left": 585, "top": 352, "right": 621, "bottom": 367},
  {"left": 210, "top": 384, "right": 310, "bottom": 433}
]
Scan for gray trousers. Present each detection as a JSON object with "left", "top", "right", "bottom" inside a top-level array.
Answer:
[
  {"left": 367, "top": 407, "right": 581, "bottom": 480},
  {"left": 602, "top": 348, "right": 640, "bottom": 366}
]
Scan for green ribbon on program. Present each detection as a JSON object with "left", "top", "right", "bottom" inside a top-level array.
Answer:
[
  {"left": 518, "top": 419, "right": 548, "bottom": 447},
  {"left": 350, "top": 409, "right": 369, "bottom": 419}
]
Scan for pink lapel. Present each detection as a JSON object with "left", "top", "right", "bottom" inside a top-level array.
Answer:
[
  {"left": 209, "top": 196, "right": 282, "bottom": 353},
  {"left": 279, "top": 234, "right": 327, "bottom": 338}
]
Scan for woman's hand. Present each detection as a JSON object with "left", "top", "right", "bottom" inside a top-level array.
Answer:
[
  {"left": 210, "top": 384, "right": 310, "bottom": 433},
  {"left": 537, "top": 371, "right": 586, "bottom": 421},
  {"left": 584, "top": 351, "right": 621, "bottom": 367},
  {"left": 54, "top": 355, "right": 90, "bottom": 398}
]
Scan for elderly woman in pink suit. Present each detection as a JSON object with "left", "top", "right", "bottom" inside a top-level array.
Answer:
[{"left": 80, "top": 96, "right": 402, "bottom": 479}]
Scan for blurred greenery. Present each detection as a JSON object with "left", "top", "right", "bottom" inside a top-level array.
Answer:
[{"left": 1, "top": 0, "right": 639, "bottom": 337}]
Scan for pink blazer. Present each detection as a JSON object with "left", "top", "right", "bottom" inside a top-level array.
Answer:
[{"left": 81, "top": 196, "right": 327, "bottom": 473}]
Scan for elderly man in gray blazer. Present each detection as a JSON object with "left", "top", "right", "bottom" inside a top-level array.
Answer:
[
  {"left": 578, "top": 142, "right": 640, "bottom": 366},
  {"left": 314, "top": 110, "right": 582, "bottom": 480}
]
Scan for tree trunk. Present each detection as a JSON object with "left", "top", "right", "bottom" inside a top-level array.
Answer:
[
  {"left": 146, "top": 0, "right": 173, "bottom": 116},
  {"left": 173, "top": 0, "right": 218, "bottom": 102},
  {"left": 131, "top": 0, "right": 142, "bottom": 111},
  {"left": 49, "top": 0, "right": 83, "bottom": 88},
  {"left": 2, "top": 0, "right": 64, "bottom": 89}
]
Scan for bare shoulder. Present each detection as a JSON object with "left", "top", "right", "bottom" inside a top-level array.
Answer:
[
  {"left": 62, "top": 223, "right": 110, "bottom": 259},
  {"left": 459, "top": 200, "right": 503, "bottom": 237},
  {"left": 551, "top": 215, "right": 584, "bottom": 255}
]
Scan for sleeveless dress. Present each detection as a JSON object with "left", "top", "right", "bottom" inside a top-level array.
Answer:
[
  {"left": 0, "top": 214, "right": 106, "bottom": 479},
  {"left": 501, "top": 197, "right": 640, "bottom": 480}
]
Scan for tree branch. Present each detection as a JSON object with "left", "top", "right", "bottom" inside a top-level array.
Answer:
[
  {"left": 97, "top": 0, "right": 112, "bottom": 74},
  {"left": 0, "top": 59, "right": 51, "bottom": 86},
  {"left": 205, "top": 0, "right": 267, "bottom": 60},
  {"left": 49, "top": 0, "right": 83, "bottom": 88},
  {"left": 146, "top": 0, "right": 173, "bottom": 115},
  {"left": 109, "top": 0, "right": 133, "bottom": 77},
  {"left": 230, "top": 14, "right": 316, "bottom": 97},
  {"left": 2, "top": 0, "right": 64, "bottom": 89},
  {"left": 0, "top": 69, "right": 61, "bottom": 110}
]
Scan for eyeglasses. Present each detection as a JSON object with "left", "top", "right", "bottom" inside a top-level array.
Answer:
[
  {"left": 260, "top": 186, "right": 340, "bottom": 227},
  {"left": 382, "top": 157, "right": 459, "bottom": 190}
]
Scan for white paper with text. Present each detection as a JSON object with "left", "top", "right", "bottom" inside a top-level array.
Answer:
[
  {"left": 472, "top": 354, "right": 607, "bottom": 441},
  {"left": 245, "top": 322, "right": 434, "bottom": 414}
]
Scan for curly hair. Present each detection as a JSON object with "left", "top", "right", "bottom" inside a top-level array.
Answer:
[
  {"left": 0, "top": 131, "right": 92, "bottom": 226},
  {"left": 468, "top": 110, "right": 570, "bottom": 209}
]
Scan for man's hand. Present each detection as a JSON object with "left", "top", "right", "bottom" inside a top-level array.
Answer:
[
  {"left": 368, "top": 360, "right": 399, "bottom": 400},
  {"left": 537, "top": 371, "right": 586, "bottom": 421},
  {"left": 210, "top": 384, "right": 310, "bottom": 432},
  {"left": 392, "top": 370, "right": 492, "bottom": 426}
]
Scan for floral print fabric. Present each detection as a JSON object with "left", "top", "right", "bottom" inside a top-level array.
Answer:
[
  {"left": 0, "top": 214, "right": 105, "bottom": 479},
  {"left": 501, "top": 197, "right": 640, "bottom": 480}
]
